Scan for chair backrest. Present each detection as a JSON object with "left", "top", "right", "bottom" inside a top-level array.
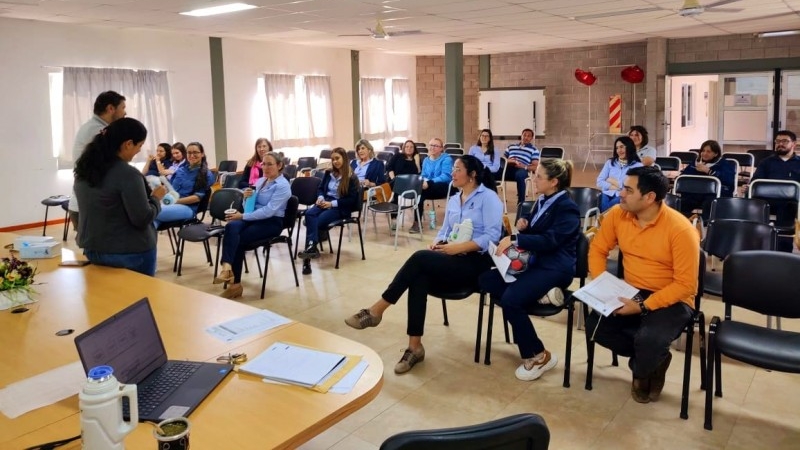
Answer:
[
  {"left": 445, "top": 148, "right": 464, "bottom": 155},
  {"left": 346, "top": 150, "right": 357, "bottom": 161},
  {"left": 673, "top": 175, "right": 721, "bottom": 197},
  {"left": 297, "top": 156, "right": 317, "bottom": 170},
  {"left": 703, "top": 219, "right": 776, "bottom": 259},
  {"left": 723, "top": 251, "right": 800, "bottom": 318},
  {"left": 217, "top": 160, "right": 238, "bottom": 173},
  {"left": 194, "top": 189, "right": 213, "bottom": 221},
  {"left": 723, "top": 152, "right": 754, "bottom": 172},
  {"left": 318, "top": 149, "right": 332, "bottom": 161},
  {"left": 376, "top": 151, "right": 395, "bottom": 165},
  {"left": 392, "top": 174, "right": 423, "bottom": 202},
  {"left": 748, "top": 179, "right": 800, "bottom": 203},
  {"left": 290, "top": 176, "right": 322, "bottom": 206},
  {"left": 670, "top": 151, "right": 699, "bottom": 166},
  {"left": 575, "top": 232, "right": 590, "bottom": 281},
  {"left": 664, "top": 193, "right": 682, "bottom": 211},
  {"left": 282, "top": 195, "right": 299, "bottom": 232},
  {"left": 709, "top": 197, "right": 769, "bottom": 223},
  {"left": 746, "top": 149, "right": 773, "bottom": 167},
  {"left": 208, "top": 188, "right": 244, "bottom": 220},
  {"left": 419, "top": 153, "right": 428, "bottom": 166},
  {"left": 384, "top": 145, "right": 400, "bottom": 155},
  {"left": 313, "top": 169, "right": 325, "bottom": 179},
  {"left": 516, "top": 201, "right": 536, "bottom": 221},
  {"left": 379, "top": 413, "right": 550, "bottom": 450},
  {"left": 655, "top": 156, "right": 681, "bottom": 172},
  {"left": 567, "top": 187, "right": 601, "bottom": 217},
  {"left": 540, "top": 147, "right": 564, "bottom": 159},
  {"left": 222, "top": 173, "right": 243, "bottom": 189},
  {"left": 443, "top": 142, "right": 462, "bottom": 149},
  {"left": 283, "top": 164, "right": 298, "bottom": 180}
]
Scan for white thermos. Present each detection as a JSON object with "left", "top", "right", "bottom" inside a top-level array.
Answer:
[{"left": 79, "top": 365, "right": 138, "bottom": 450}]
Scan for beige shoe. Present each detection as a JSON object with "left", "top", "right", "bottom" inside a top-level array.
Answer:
[
  {"left": 220, "top": 284, "right": 243, "bottom": 299},
  {"left": 213, "top": 269, "right": 234, "bottom": 285},
  {"left": 394, "top": 346, "right": 425, "bottom": 374},
  {"left": 345, "top": 309, "right": 382, "bottom": 330}
]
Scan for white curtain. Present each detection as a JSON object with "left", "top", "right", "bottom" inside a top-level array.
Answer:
[
  {"left": 391, "top": 79, "right": 411, "bottom": 136},
  {"left": 361, "top": 77, "right": 388, "bottom": 140},
  {"left": 304, "top": 75, "right": 333, "bottom": 144},
  {"left": 61, "top": 67, "right": 172, "bottom": 166},
  {"left": 265, "top": 74, "right": 333, "bottom": 148},
  {"left": 265, "top": 74, "right": 298, "bottom": 144}
]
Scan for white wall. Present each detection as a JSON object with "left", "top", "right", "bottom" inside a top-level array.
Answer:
[{"left": 669, "top": 75, "right": 718, "bottom": 153}]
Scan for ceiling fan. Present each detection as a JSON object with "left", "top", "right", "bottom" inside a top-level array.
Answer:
[
  {"left": 339, "top": 20, "right": 424, "bottom": 40},
  {"left": 572, "top": 0, "right": 743, "bottom": 20}
]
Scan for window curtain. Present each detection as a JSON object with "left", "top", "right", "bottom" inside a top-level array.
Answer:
[
  {"left": 391, "top": 79, "right": 411, "bottom": 136},
  {"left": 265, "top": 74, "right": 333, "bottom": 148},
  {"left": 304, "top": 75, "right": 333, "bottom": 144},
  {"left": 265, "top": 74, "right": 299, "bottom": 146},
  {"left": 61, "top": 67, "right": 172, "bottom": 166},
  {"left": 360, "top": 77, "right": 388, "bottom": 141}
]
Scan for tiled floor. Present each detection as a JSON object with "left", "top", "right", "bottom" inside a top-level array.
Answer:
[{"left": 34, "top": 167, "right": 800, "bottom": 449}]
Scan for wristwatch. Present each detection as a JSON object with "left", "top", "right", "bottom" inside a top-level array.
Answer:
[
  {"left": 510, "top": 235, "right": 518, "bottom": 244},
  {"left": 633, "top": 294, "right": 649, "bottom": 316}
]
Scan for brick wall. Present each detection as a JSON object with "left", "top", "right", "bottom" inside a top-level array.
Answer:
[
  {"left": 415, "top": 55, "right": 479, "bottom": 146},
  {"left": 668, "top": 33, "right": 800, "bottom": 63}
]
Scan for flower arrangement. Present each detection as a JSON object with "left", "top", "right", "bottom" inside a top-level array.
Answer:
[{"left": 0, "top": 256, "right": 37, "bottom": 310}]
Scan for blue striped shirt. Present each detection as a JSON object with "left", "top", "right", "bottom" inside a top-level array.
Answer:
[{"left": 504, "top": 143, "right": 540, "bottom": 166}]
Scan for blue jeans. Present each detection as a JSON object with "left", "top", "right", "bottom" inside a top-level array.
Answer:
[
  {"left": 221, "top": 217, "right": 283, "bottom": 283},
  {"left": 304, "top": 206, "right": 347, "bottom": 247},
  {"left": 510, "top": 167, "right": 530, "bottom": 205},
  {"left": 599, "top": 194, "right": 620, "bottom": 213},
  {"left": 154, "top": 204, "right": 194, "bottom": 228},
  {"left": 84, "top": 248, "right": 157, "bottom": 276}
]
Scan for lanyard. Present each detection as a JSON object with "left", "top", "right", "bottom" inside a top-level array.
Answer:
[{"left": 530, "top": 190, "right": 566, "bottom": 225}]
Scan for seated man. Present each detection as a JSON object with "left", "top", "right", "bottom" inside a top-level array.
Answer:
[
  {"left": 586, "top": 166, "right": 699, "bottom": 404},
  {"left": 504, "top": 128, "right": 540, "bottom": 205}
]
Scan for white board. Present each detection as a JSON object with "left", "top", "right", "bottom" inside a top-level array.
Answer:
[{"left": 478, "top": 88, "right": 546, "bottom": 138}]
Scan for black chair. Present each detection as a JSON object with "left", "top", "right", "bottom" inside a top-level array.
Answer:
[
  {"left": 380, "top": 413, "right": 550, "bottom": 450},
  {"left": 59, "top": 200, "right": 72, "bottom": 241},
  {"left": 40, "top": 195, "right": 70, "bottom": 238},
  {"left": 748, "top": 179, "right": 800, "bottom": 234},
  {"left": 158, "top": 189, "right": 212, "bottom": 260},
  {"left": 375, "top": 151, "right": 394, "bottom": 166},
  {"left": 444, "top": 148, "right": 464, "bottom": 155},
  {"left": 704, "top": 251, "right": 800, "bottom": 430},
  {"left": 283, "top": 164, "right": 298, "bottom": 181},
  {"left": 217, "top": 160, "right": 238, "bottom": 173},
  {"left": 655, "top": 156, "right": 682, "bottom": 172},
  {"left": 367, "top": 174, "right": 422, "bottom": 249},
  {"left": 540, "top": 147, "right": 565, "bottom": 159},
  {"left": 175, "top": 188, "right": 244, "bottom": 276},
  {"left": 325, "top": 185, "right": 365, "bottom": 269},
  {"left": 346, "top": 150, "right": 357, "bottom": 161},
  {"left": 417, "top": 147, "right": 428, "bottom": 155},
  {"left": 746, "top": 149, "right": 773, "bottom": 168},
  {"left": 297, "top": 156, "right": 317, "bottom": 174},
  {"left": 584, "top": 249, "right": 707, "bottom": 420},
  {"left": 291, "top": 176, "right": 323, "bottom": 258},
  {"left": 722, "top": 152, "right": 755, "bottom": 187},
  {"left": 708, "top": 197, "right": 769, "bottom": 223},
  {"left": 241, "top": 196, "right": 300, "bottom": 299},
  {"left": 318, "top": 149, "right": 332, "bottom": 162},
  {"left": 443, "top": 142, "right": 462, "bottom": 150},
  {"left": 383, "top": 145, "right": 400, "bottom": 155},
  {"left": 222, "top": 173, "right": 243, "bottom": 189},
  {"left": 664, "top": 193, "right": 682, "bottom": 211},
  {"left": 701, "top": 219, "right": 776, "bottom": 297},
  {"left": 673, "top": 174, "right": 721, "bottom": 221},
  {"left": 567, "top": 187, "right": 601, "bottom": 232},
  {"left": 670, "top": 151, "right": 699, "bottom": 166},
  {"left": 478, "top": 233, "right": 589, "bottom": 390}
]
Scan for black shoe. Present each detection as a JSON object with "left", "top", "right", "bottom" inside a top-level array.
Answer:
[
  {"left": 302, "top": 259, "right": 312, "bottom": 275},
  {"left": 298, "top": 244, "right": 321, "bottom": 259}
]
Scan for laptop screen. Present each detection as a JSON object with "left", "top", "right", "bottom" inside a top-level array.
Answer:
[{"left": 75, "top": 298, "right": 168, "bottom": 384}]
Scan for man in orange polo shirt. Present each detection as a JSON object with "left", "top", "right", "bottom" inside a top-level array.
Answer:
[{"left": 586, "top": 166, "right": 699, "bottom": 404}]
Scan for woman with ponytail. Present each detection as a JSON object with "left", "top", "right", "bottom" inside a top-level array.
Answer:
[
  {"left": 343, "top": 155, "right": 503, "bottom": 375},
  {"left": 74, "top": 117, "right": 166, "bottom": 275},
  {"left": 153, "top": 141, "right": 215, "bottom": 227}
]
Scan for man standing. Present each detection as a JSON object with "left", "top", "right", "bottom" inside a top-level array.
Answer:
[
  {"left": 586, "top": 166, "right": 699, "bottom": 404},
  {"left": 504, "top": 128, "right": 540, "bottom": 205},
  {"left": 67, "top": 91, "right": 127, "bottom": 232}
]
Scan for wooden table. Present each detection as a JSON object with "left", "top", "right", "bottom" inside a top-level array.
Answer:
[{"left": 0, "top": 233, "right": 383, "bottom": 449}]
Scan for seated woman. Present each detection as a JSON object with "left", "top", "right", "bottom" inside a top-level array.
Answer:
[
  {"left": 74, "top": 118, "right": 166, "bottom": 276},
  {"left": 387, "top": 139, "right": 421, "bottom": 184},
  {"left": 479, "top": 158, "right": 580, "bottom": 381},
  {"left": 152, "top": 141, "right": 214, "bottom": 228},
  {"left": 468, "top": 129, "right": 501, "bottom": 179},
  {"left": 165, "top": 142, "right": 187, "bottom": 179},
  {"left": 213, "top": 151, "right": 291, "bottom": 299},
  {"left": 238, "top": 138, "right": 272, "bottom": 189},
  {"left": 679, "top": 139, "right": 736, "bottom": 220},
  {"left": 629, "top": 125, "right": 656, "bottom": 166},
  {"left": 344, "top": 155, "right": 503, "bottom": 374},
  {"left": 141, "top": 142, "right": 172, "bottom": 177},
  {"left": 410, "top": 138, "right": 453, "bottom": 233},
  {"left": 597, "top": 136, "right": 642, "bottom": 212},
  {"left": 297, "top": 147, "right": 360, "bottom": 275},
  {"left": 351, "top": 139, "right": 386, "bottom": 189}
]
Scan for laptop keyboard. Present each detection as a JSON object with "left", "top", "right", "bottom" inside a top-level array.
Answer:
[{"left": 126, "top": 362, "right": 202, "bottom": 418}]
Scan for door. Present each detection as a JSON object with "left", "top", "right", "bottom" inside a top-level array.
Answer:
[
  {"left": 664, "top": 75, "right": 672, "bottom": 155},
  {"left": 779, "top": 71, "right": 800, "bottom": 133},
  {"left": 717, "top": 73, "right": 774, "bottom": 152}
]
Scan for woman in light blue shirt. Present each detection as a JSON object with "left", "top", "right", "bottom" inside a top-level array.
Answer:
[
  {"left": 596, "top": 136, "right": 642, "bottom": 212},
  {"left": 411, "top": 138, "right": 453, "bottom": 233},
  {"left": 468, "top": 129, "right": 501, "bottom": 178},
  {"left": 214, "top": 151, "right": 291, "bottom": 299},
  {"left": 343, "top": 155, "right": 503, "bottom": 375}
]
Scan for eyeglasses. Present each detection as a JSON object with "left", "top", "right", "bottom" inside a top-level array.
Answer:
[
  {"left": 187, "top": 151, "right": 202, "bottom": 155},
  {"left": 775, "top": 138, "right": 793, "bottom": 144},
  {"left": 429, "top": 144, "right": 442, "bottom": 148}
]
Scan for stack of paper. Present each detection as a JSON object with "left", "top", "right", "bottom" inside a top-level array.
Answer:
[{"left": 572, "top": 271, "right": 640, "bottom": 316}]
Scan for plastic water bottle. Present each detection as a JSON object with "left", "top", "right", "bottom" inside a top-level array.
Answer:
[
  {"left": 244, "top": 185, "right": 257, "bottom": 214},
  {"left": 428, "top": 208, "right": 436, "bottom": 230},
  {"left": 79, "top": 365, "right": 138, "bottom": 450}
]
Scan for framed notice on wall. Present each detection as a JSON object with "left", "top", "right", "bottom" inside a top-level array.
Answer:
[{"left": 478, "top": 88, "right": 546, "bottom": 139}]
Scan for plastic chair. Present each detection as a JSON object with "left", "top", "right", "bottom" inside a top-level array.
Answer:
[
  {"left": 673, "top": 174, "right": 721, "bottom": 221},
  {"left": 217, "top": 160, "right": 238, "bottom": 173},
  {"left": 443, "top": 142, "right": 462, "bottom": 150},
  {"left": 375, "top": 151, "right": 394, "bottom": 166},
  {"left": 444, "top": 148, "right": 464, "bottom": 155},
  {"left": 655, "top": 156, "right": 681, "bottom": 172},
  {"left": 40, "top": 195, "right": 70, "bottom": 238},
  {"left": 540, "top": 147, "right": 564, "bottom": 159},
  {"left": 346, "top": 150, "right": 357, "bottom": 161},
  {"left": 746, "top": 149, "right": 773, "bottom": 168},
  {"left": 723, "top": 152, "right": 754, "bottom": 193},
  {"left": 283, "top": 164, "right": 298, "bottom": 181},
  {"left": 708, "top": 197, "right": 769, "bottom": 223},
  {"left": 380, "top": 413, "right": 550, "bottom": 450},
  {"left": 290, "top": 176, "right": 322, "bottom": 258},
  {"left": 704, "top": 251, "right": 800, "bottom": 430},
  {"left": 318, "top": 149, "right": 332, "bottom": 163},
  {"left": 297, "top": 157, "right": 317, "bottom": 174},
  {"left": 222, "top": 173, "right": 243, "bottom": 189},
  {"left": 325, "top": 185, "right": 366, "bottom": 269},
  {"left": 670, "top": 151, "right": 699, "bottom": 167},
  {"left": 701, "top": 219, "right": 776, "bottom": 297},
  {"left": 368, "top": 174, "right": 422, "bottom": 250},
  {"left": 383, "top": 145, "right": 400, "bottom": 155},
  {"left": 748, "top": 179, "right": 800, "bottom": 233},
  {"left": 567, "top": 187, "right": 601, "bottom": 232}
]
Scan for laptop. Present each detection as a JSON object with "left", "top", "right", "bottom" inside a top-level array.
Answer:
[{"left": 74, "top": 297, "right": 233, "bottom": 422}]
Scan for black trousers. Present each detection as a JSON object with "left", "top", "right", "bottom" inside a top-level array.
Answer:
[
  {"left": 585, "top": 301, "right": 692, "bottom": 378},
  {"left": 382, "top": 250, "right": 492, "bottom": 337}
]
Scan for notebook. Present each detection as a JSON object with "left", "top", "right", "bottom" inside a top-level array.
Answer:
[{"left": 74, "top": 297, "right": 233, "bottom": 422}]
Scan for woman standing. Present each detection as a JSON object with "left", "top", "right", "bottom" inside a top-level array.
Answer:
[
  {"left": 350, "top": 139, "right": 386, "bottom": 189},
  {"left": 468, "top": 129, "right": 501, "bottom": 178},
  {"left": 629, "top": 125, "right": 656, "bottom": 166},
  {"left": 479, "top": 159, "right": 580, "bottom": 381},
  {"left": 141, "top": 142, "right": 172, "bottom": 177},
  {"left": 74, "top": 118, "right": 166, "bottom": 276},
  {"left": 344, "top": 155, "right": 503, "bottom": 374},
  {"left": 298, "top": 147, "right": 360, "bottom": 275},
  {"left": 153, "top": 141, "right": 215, "bottom": 227},
  {"left": 238, "top": 138, "right": 272, "bottom": 189},
  {"left": 214, "top": 151, "right": 291, "bottom": 299},
  {"left": 597, "top": 136, "right": 642, "bottom": 212}
]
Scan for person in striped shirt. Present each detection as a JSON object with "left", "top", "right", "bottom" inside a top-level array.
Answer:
[{"left": 504, "top": 128, "right": 540, "bottom": 205}]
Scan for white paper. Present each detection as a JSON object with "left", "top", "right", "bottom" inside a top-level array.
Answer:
[
  {"left": 239, "top": 342, "right": 345, "bottom": 387},
  {"left": 206, "top": 309, "right": 292, "bottom": 342},
  {"left": 261, "top": 360, "right": 369, "bottom": 395},
  {"left": 0, "top": 361, "right": 85, "bottom": 419},
  {"left": 572, "top": 271, "right": 640, "bottom": 316},
  {"left": 488, "top": 242, "right": 516, "bottom": 283}
]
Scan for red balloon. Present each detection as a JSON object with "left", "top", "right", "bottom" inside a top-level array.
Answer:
[
  {"left": 574, "top": 68, "right": 597, "bottom": 86},
  {"left": 621, "top": 65, "right": 645, "bottom": 84}
]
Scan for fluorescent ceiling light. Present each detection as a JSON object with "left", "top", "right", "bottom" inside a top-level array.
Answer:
[
  {"left": 756, "top": 30, "right": 800, "bottom": 38},
  {"left": 180, "top": 3, "right": 257, "bottom": 17}
]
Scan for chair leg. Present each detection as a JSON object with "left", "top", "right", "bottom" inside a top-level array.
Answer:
[
  {"left": 680, "top": 322, "right": 694, "bottom": 420},
  {"left": 441, "top": 298, "right": 449, "bottom": 326},
  {"left": 611, "top": 352, "right": 619, "bottom": 366},
  {"left": 213, "top": 236, "right": 223, "bottom": 278},
  {"left": 356, "top": 220, "right": 366, "bottom": 261},
  {"left": 286, "top": 241, "right": 299, "bottom": 287},
  {"left": 175, "top": 234, "right": 184, "bottom": 275},
  {"left": 484, "top": 296, "right": 495, "bottom": 365},
  {"left": 42, "top": 205, "right": 50, "bottom": 236},
  {"left": 585, "top": 307, "right": 595, "bottom": 391},
  {"left": 166, "top": 228, "right": 176, "bottom": 255},
  {"left": 475, "top": 292, "right": 485, "bottom": 363},
  {"left": 62, "top": 209, "right": 70, "bottom": 241},
  {"left": 172, "top": 230, "right": 182, "bottom": 272},
  {"left": 704, "top": 321, "right": 719, "bottom": 430},
  {"left": 243, "top": 254, "right": 250, "bottom": 274},
  {"left": 260, "top": 246, "right": 270, "bottom": 299},
  {"left": 334, "top": 226, "right": 345, "bottom": 269},
  {"left": 254, "top": 249, "right": 263, "bottom": 278},
  {"left": 294, "top": 217, "right": 302, "bottom": 259},
  {"left": 563, "top": 304, "right": 574, "bottom": 388},
  {"left": 698, "top": 313, "right": 707, "bottom": 391}
]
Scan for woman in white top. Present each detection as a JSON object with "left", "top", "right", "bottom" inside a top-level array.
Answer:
[
  {"left": 629, "top": 125, "right": 656, "bottom": 166},
  {"left": 468, "top": 128, "right": 501, "bottom": 178}
]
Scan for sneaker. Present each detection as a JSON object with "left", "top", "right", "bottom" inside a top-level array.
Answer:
[
  {"left": 408, "top": 223, "right": 421, "bottom": 234},
  {"left": 302, "top": 259, "right": 312, "bottom": 275},
  {"left": 631, "top": 376, "right": 651, "bottom": 404},
  {"left": 344, "top": 308, "right": 382, "bottom": 329},
  {"left": 394, "top": 346, "right": 425, "bottom": 374},
  {"left": 515, "top": 350, "right": 558, "bottom": 381},
  {"left": 648, "top": 351, "right": 673, "bottom": 402},
  {"left": 298, "top": 244, "right": 321, "bottom": 259},
  {"left": 537, "top": 287, "right": 565, "bottom": 306}
]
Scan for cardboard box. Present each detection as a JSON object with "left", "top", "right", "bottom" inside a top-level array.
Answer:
[{"left": 15, "top": 236, "right": 62, "bottom": 259}]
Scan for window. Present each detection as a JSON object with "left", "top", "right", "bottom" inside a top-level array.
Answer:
[
  {"left": 681, "top": 83, "right": 694, "bottom": 128},
  {"left": 52, "top": 67, "right": 173, "bottom": 169},
  {"left": 360, "top": 77, "right": 410, "bottom": 147},
  {"left": 264, "top": 74, "right": 333, "bottom": 150}
]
